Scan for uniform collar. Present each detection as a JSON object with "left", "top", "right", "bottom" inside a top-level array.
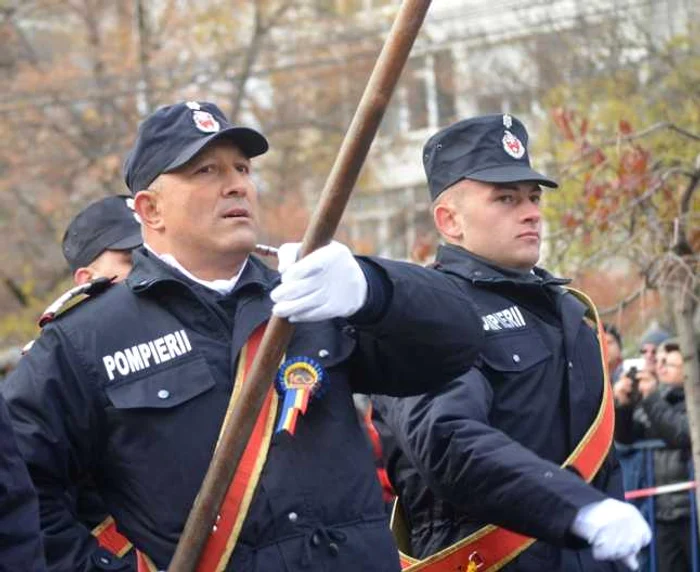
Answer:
[
  {"left": 143, "top": 243, "right": 247, "bottom": 294},
  {"left": 126, "top": 247, "right": 276, "bottom": 295},
  {"left": 433, "top": 243, "right": 570, "bottom": 287}
]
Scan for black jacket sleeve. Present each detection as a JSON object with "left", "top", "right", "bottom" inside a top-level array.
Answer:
[
  {"left": 1, "top": 327, "right": 133, "bottom": 572},
  {"left": 641, "top": 391, "right": 690, "bottom": 449},
  {"left": 348, "top": 257, "right": 485, "bottom": 396},
  {"left": 613, "top": 402, "right": 646, "bottom": 444},
  {"left": 0, "top": 393, "right": 46, "bottom": 572},
  {"left": 373, "top": 367, "right": 607, "bottom": 546}
]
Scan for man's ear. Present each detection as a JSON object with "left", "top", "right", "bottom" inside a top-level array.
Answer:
[
  {"left": 433, "top": 198, "right": 463, "bottom": 242},
  {"left": 133, "top": 188, "right": 164, "bottom": 231},
  {"left": 73, "top": 267, "right": 96, "bottom": 286}
]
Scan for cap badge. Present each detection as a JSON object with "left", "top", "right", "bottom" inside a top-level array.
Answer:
[
  {"left": 192, "top": 109, "right": 220, "bottom": 133},
  {"left": 185, "top": 101, "right": 201, "bottom": 110},
  {"left": 502, "top": 130, "right": 525, "bottom": 159},
  {"left": 503, "top": 114, "right": 513, "bottom": 128}
]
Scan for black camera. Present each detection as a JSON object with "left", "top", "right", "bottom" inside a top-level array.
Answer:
[{"left": 626, "top": 366, "right": 641, "bottom": 401}]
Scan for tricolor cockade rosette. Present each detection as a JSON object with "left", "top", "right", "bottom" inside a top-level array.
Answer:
[{"left": 274, "top": 357, "right": 327, "bottom": 435}]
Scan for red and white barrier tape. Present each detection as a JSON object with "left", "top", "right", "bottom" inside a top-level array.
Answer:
[{"left": 625, "top": 480, "right": 696, "bottom": 500}]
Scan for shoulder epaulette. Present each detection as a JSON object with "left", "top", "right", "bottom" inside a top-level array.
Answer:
[
  {"left": 563, "top": 286, "right": 599, "bottom": 333},
  {"left": 38, "top": 277, "right": 115, "bottom": 327}
]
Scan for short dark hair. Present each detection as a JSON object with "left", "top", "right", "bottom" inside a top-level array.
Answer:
[
  {"left": 603, "top": 323, "right": 622, "bottom": 349},
  {"left": 663, "top": 341, "right": 680, "bottom": 353}
]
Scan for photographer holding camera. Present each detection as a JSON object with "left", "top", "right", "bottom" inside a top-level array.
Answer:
[{"left": 614, "top": 340, "right": 692, "bottom": 572}]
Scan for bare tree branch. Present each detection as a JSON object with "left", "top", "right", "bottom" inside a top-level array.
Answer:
[{"left": 562, "top": 123, "right": 700, "bottom": 169}]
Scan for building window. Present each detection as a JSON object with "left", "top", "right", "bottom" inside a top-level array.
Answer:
[
  {"left": 434, "top": 50, "right": 456, "bottom": 125},
  {"left": 406, "top": 56, "right": 430, "bottom": 131},
  {"left": 379, "top": 49, "right": 457, "bottom": 136}
]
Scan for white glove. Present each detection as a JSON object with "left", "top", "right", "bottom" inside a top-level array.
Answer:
[
  {"left": 276, "top": 242, "right": 301, "bottom": 274},
  {"left": 271, "top": 241, "right": 368, "bottom": 322},
  {"left": 570, "top": 499, "right": 651, "bottom": 570}
]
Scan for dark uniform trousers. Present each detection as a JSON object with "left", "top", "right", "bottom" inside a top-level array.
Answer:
[
  {"left": 0, "top": 393, "right": 45, "bottom": 571},
  {"left": 2, "top": 248, "right": 484, "bottom": 572},
  {"left": 373, "top": 244, "right": 627, "bottom": 572}
]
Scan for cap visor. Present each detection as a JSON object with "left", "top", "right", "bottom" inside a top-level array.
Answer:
[
  {"left": 164, "top": 127, "right": 269, "bottom": 173},
  {"left": 466, "top": 165, "right": 558, "bottom": 188},
  {"left": 105, "top": 232, "right": 143, "bottom": 252}
]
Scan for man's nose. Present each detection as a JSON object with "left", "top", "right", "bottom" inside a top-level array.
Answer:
[
  {"left": 522, "top": 201, "right": 541, "bottom": 223},
  {"left": 222, "top": 169, "right": 249, "bottom": 197}
]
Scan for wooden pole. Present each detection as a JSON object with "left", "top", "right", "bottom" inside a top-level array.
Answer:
[{"left": 168, "top": 1, "right": 433, "bottom": 570}]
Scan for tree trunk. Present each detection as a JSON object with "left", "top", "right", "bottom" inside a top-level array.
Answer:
[
  {"left": 673, "top": 284, "right": 700, "bottom": 540},
  {"left": 135, "top": 0, "right": 154, "bottom": 114}
]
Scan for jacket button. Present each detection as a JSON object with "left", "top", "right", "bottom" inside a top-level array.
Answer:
[
  {"left": 544, "top": 470, "right": 554, "bottom": 478},
  {"left": 568, "top": 361, "right": 574, "bottom": 369},
  {"left": 329, "top": 542, "right": 340, "bottom": 557},
  {"left": 512, "top": 354, "right": 521, "bottom": 363},
  {"left": 311, "top": 533, "right": 320, "bottom": 546},
  {"left": 318, "top": 349, "right": 330, "bottom": 358},
  {"left": 157, "top": 389, "right": 170, "bottom": 399},
  {"left": 288, "top": 512, "right": 298, "bottom": 522}
]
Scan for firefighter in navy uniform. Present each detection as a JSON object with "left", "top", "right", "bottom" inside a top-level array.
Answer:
[
  {"left": 55, "top": 195, "right": 144, "bottom": 562},
  {"left": 14, "top": 195, "right": 144, "bottom": 569},
  {"left": 372, "top": 115, "right": 651, "bottom": 572},
  {"left": 25, "top": 195, "right": 142, "bottom": 339},
  {"left": 0, "top": 393, "right": 45, "bottom": 571},
  {"left": 1, "top": 101, "right": 485, "bottom": 572}
]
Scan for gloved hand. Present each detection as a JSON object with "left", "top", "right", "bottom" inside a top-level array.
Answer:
[
  {"left": 271, "top": 241, "right": 368, "bottom": 322},
  {"left": 570, "top": 498, "right": 651, "bottom": 570},
  {"left": 276, "top": 242, "right": 302, "bottom": 274}
]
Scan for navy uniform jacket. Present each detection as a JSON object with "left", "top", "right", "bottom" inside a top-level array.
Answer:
[
  {"left": 0, "top": 393, "right": 45, "bottom": 571},
  {"left": 2, "top": 248, "right": 483, "bottom": 572},
  {"left": 373, "top": 244, "right": 626, "bottom": 572}
]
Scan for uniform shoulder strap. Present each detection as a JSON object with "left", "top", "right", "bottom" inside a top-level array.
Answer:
[{"left": 38, "top": 277, "right": 115, "bottom": 327}]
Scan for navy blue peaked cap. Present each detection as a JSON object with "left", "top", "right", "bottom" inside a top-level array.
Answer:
[
  {"left": 62, "top": 195, "right": 142, "bottom": 271},
  {"left": 123, "top": 101, "right": 268, "bottom": 193},
  {"left": 423, "top": 114, "right": 558, "bottom": 200}
]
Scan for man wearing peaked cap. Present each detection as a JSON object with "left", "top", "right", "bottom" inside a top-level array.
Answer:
[
  {"left": 422, "top": 113, "right": 558, "bottom": 201},
  {"left": 7, "top": 195, "right": 145, "bottom": 569},
  {"left": 2, "top": 100, "right": 488, "bottom": 571},
  {"left": 372, "top": 114, "right": 651, "bottom": 571},
  {"left": 123, "top": 101, "right": 268, "bottom": 195},
  {"left": 62, "top": 195, "right": 142, "bottom": 285},
  {"left": 58, "top": 195, "right": 145, "bottom": 564},
  {"left": 32, "top": 195, "right": 142, "bottom": 333}
]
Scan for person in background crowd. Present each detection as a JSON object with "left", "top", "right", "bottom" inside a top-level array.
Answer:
[
  {"left": 353, "top": 394, "right": 396, "bottom": 509},
  {"left": 638, "top": 325, "right": 672, "bottom": 377},
  {"left": 604, "top": 323, "right": 624, "bottom": 383},
  {"left": 615, "top": 340, "right": 693, "bottom": 572}
]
